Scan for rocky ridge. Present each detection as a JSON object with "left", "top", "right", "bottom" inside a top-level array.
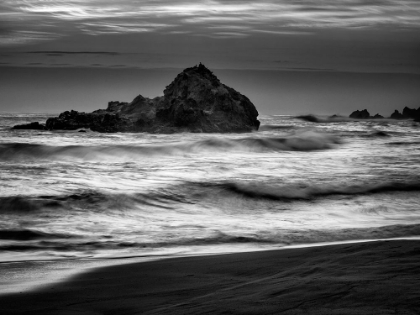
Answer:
[
  {"left": 14, "top": 64, "right": 260, "bottom": 133},
  {"left": 349, "top": 107, "right": 420, "bottom": 121}
]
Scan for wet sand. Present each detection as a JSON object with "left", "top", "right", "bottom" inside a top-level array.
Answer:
[{"left": 1, "top": 240, "right": 420, "bottom": 314}]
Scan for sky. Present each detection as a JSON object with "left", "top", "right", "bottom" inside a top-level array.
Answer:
[{"left": 1, "top": 0, "right": 420, "bottom": 115}]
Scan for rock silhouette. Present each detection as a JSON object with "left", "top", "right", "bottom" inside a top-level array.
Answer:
[
  {"left": 12, "top": 122, "right": 46, "bottom": 130},
  {"left": 349, "top": 107, "right": 420, "bottom": 121},
  {"left": 402, "top": 106, "right": 420, "bottom": 121},
  {"left": 349, "top": 109, "right": 371, "bottom": 119},
  {"left": 390, "top": 110, "right": 404, "bottom": 119},
  {"left": 42, "top": 64, "right": 260, "bottom": 133},
  {"left": 390, "top": 107, "right": 420, "bottom": 120}
]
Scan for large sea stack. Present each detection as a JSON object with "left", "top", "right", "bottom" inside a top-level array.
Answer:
[{"left": 40, "top": 64, "right": 260, "bottom": 133}]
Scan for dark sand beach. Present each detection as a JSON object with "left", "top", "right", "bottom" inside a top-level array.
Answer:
[{"left": 1, "top": 240, "right": 420, "bottom": 315}]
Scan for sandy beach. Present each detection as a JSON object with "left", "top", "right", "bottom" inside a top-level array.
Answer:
[{"left": 1, "top": 240, "right": 419, "bottom": 314}]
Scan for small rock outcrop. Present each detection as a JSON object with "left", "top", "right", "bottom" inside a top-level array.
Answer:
[
  {"left": 349, "top": 109, "right": 371, "bottom": 119},
  {"left": 373, "top": 114, "right": 384, "bottom": 119},
  {"left": 39, "top": 64, "right": 260, "bottom": 133},
  {"left": 45, "top": 109, "right": 129, "bottom": 132},
  {"left": 12, "top": 122, "right": 46, "bottom": 130}
]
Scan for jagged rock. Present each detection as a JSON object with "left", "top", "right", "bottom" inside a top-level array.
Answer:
[
  {"left": 389, "top": 107, "right": 420, "bottom": 120},
  {"left": 402, "top": 106, "right": 420, "bottom": 120},
  {"left": 12, "top": 122, "right": 45, "bottom": 130},
  {"left": 45, "top": 110, "right": 129, "bottom": 132},
  {"left": 390, "top": 110, "right": 404, "bottom": 119},
  {"left": 41, "top": 64, "right": 260, "bottom": 133},
  {"left": 349, "top": 109, "right": 370, "bottom": 119},
  {"left": 373, "top": 114, "right": 384, "bottom": 119},
  {"left": 402, "top": 107, "right": 417, "bottom": 118}
]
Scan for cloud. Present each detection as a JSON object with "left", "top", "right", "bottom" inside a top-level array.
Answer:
[
  {"left": 251, "top": 30, "right": 313, "bottom": 35},
  {"left": 1, "top": 0, "right": 420, "bottom": 45},
  {"left": 195, "top": 31, "right": 249, "bottom": 38},
  {"left": 207, "top": 25, "right": 251, "bottom": 30},
  {"left": 26, "top": 51, "right": 121, "bottom": 55},
  {"left": 19, "top": 1, "right": 125, "bottom": 20},
  {"left": 0, "top": 31, "right": 62, "bottom": 46},
  {"left": 79, "top": 21, "right": 175, "bottom": 35}
]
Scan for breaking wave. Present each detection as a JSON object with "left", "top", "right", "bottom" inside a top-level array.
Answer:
[
  {"left": 258, "top": 125, "right": 296, "bottom": 131},
  {"left": 295, "top": 115, "right": 351, "bottom": 123},
  {"left": 387, "top": 141, "right": 420, "bottom": 146},
  {"left": 205, "top": 181, "right": 420, "bottom": 201},
  {"left": 2, "top": 179, "right": 420, "bottom": 258},
  {"left": 3, "top": 179, "right": 420, "bottom": 215},
  {"left": 1, "top": 224, "right": 419, "bottom": 255},
  {"left": 0, "top": 131, "right": 339, "bottom": 161},
  {"left": 0, "top": 196, "right": 43, "bottom": 213},
  {"left": 0, "top": 229, "right": 71, "bottom": 241}
]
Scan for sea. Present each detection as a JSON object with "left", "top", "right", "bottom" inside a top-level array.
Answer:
[{"left": 1, "top": 113, "right": 420, "bottom": 264}]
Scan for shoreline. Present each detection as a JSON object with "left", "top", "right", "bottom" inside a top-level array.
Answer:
[
  {"left": 1, "top": 239, "right": 420, "bottom": 314},
  {"left": 2, "top": 237, "right": 419, "bottom": 295}
]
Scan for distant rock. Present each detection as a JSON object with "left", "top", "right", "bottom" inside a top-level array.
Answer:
[
  {"left": 41, "top": 63, "right": 260, "bottom": 133},
  {"left": 390, "top": 110, "right": 404, "bottom": 119},
  {"left": 389, "top": 107, "right": 420, "bottom": 120},
  {"left": 348, "top": 107, "right": 420, "bottom": 120},
  {"left": 12, "top": 122, "right": 45, "bottom": 130},
  {"left": 402, "top": 106, "right": 420, "bottom": 120},
  {"left": 402, "top": 107, "right": 417, "bottom": 118},
  {"left": 349, "top": 109, "right": 371, "bottom": 119}
]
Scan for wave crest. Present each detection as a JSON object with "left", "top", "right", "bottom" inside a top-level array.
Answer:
[
  {"left": 205, "top": 181, "right": 420, "bottom": 201},
  {"left": 4, "top": 179, "right": 420, "bottom": 215},
  {"left": 0, "top": 131, "right": 339, "bottom": 161}
]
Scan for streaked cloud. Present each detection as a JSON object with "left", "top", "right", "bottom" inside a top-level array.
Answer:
[
  {"left": 194, "top": 31, "right": 250, "bottom": 39},
  {"left": 207, "top": 25, "right": 251, "bottom": 30},
  {"left": 26, "top": 51, "right": 121, "bottom": 55},
  {"left": 18, "top": 1, "right": 127, "bottom": 20},
  {"left": 251, "top": 30, "right": 313, "bottom": 35},
  {"left": 0, "top": 31, "right": 62, "bottom": 46},
  {"left": 79, "top": 22, "right": 175, "bottom": 35},
  {"left": 1, "top": 0, "right": 420, "bottom": 46}
]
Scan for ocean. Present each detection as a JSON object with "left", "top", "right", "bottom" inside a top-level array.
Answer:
[{"left": 1, "top": 113, "right": 420, "bottom": 263}]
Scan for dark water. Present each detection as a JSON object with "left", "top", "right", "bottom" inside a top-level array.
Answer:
[{"left": 1, "top": 113, "right": 420, "bottom": 261}]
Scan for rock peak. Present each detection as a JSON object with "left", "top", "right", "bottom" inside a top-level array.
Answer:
[
  {"left": 186, "top": 62, "right": 214, "bottom": 75},
  {"left": 163, "top": 63, "right": 221, "bottom": 98},
  {"left": 170, "top": 62, "right": 220, "bottom": 86},
  {"left": 349, "top": 109, "right": 370, "bottom": 119}
]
